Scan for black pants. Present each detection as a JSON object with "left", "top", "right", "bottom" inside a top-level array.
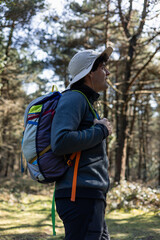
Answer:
[{"left": 56, "top": 198, "right": 110, "bottom": 240}]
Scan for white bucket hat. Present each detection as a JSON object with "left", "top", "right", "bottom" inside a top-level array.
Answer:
[{"left": 67, "top": 47, "right": 113, "bottom": 89}]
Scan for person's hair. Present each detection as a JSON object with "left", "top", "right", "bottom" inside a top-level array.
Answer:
[
  {"left": 70, "top": 53, "right": 108, "bottom": 89},
  {"left": 70, "top": 78, "right": 85, "bottom": 89},
  {"left": 91, "top": 53, "right": 108, "bottom": 72}
]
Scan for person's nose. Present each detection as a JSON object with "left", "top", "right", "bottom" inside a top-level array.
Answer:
[{"left": 105, "top": 69, "right": 110, "bottom": 76}]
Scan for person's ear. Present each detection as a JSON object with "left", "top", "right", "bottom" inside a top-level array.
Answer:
[
  {"left": 88, "top": 71, "right": 93, "bottom": 78},
  {"left": 84, "top": 73, "right": 91, "bottom": 85},
  {"left": 86, "top": 72, "right": 91, "bottom": 79}
]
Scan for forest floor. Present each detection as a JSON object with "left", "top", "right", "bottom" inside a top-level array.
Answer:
[{"left": 0, "top": 176, "right": 160, "bottom": 240}]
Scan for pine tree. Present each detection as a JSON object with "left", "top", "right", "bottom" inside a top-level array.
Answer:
[
  {"left": 0, "top": 0, "right": 45, "bottom": 176},
  {"left": 37, "top": 0, "right": 160, "bottom": 184}
]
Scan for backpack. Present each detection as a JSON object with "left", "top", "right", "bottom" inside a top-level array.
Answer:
[
  {"left": 22, "top": 89, "right": 72, "bottom": 183},
  {"left": 21, "top": 88, "right": 97, "bottom": 193}
]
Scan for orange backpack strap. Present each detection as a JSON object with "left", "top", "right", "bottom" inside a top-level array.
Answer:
[
  {"left": 67, "top": 152, "right": 77, "bottom": 167},
  {"left": 71, "top": 151, "right": 81, "bottom": 202}
]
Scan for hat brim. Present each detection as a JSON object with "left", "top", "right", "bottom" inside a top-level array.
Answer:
[{"left": 67, "top": 46, "right": 113, "bottom": 89}]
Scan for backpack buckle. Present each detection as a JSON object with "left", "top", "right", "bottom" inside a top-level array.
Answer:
[
  {"left": 67, "top": 159, "right": 73, "bottom": 167},
  {"left": 66, "top": 152, "right": 77, "bottom": 167}
]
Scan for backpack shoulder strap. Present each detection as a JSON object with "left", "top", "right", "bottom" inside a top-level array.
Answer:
[
  {"left": 72, "top": 90, "right": 98, "bottom": 119},
  {"left": 71, "top": 151, "right": 81, "bottom": 202},
  {"left": 69, "top": 90, "right": 99, "bottom": 202}
]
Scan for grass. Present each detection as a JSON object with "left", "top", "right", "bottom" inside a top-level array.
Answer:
[
  {"left": 107, "top": 209, "right": 160, "bottom": 240},
  {"left": 0, "top": 176, "right": 159, "bottom": 240}
]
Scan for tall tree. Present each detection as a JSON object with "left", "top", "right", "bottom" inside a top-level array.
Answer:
[
  {"left": 37, "top": 0, "right": 160, "bottom": 183},
  {"left": 113, "top": 0, "right": 160, "bottom": 181},
  {"left": 0, "top": 0, "right": 45, "bottom": 176}
]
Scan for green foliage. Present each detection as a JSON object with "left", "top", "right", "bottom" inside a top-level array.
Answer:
[
  {"left": 0, "top": 0, "right": 46, "bottom": 177},
  {"left": 1, "top": 0, "right": 44, "bottom": 24}
]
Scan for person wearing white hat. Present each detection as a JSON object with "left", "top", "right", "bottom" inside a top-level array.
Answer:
[
  {"left": 67, "top": 47, "right": 113, "bottom": 90},
  {"left": 51, "top": 47, "right": 113, "bottom": 240}
]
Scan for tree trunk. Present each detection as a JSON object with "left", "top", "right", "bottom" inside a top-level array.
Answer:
[
  {"left": 103, "top": 0, "right": 110, "bottom": 158},
  {"left": 142, "top": 96, "right": 150, "bottom": 182},
  {"left": 158, "top": 114, "right": 160, "bottom": 186},
  {"left": 115, "top": 0, "right": 148, "bottom": 183},
  {"left": 4, "top": 156, "right": 9, "bottom": 177},
  {"left": 138, "top": 137, "right": 143, "bottom": 180},
  {"left": 115, "top": 104, "right": 128, "bottom": 182},
  {"left": 0, "top": 22, "right": 15, "bottom": 174},
  {"left": 142, "top": 133, "right": 147, "bottom": 182},
  {"left": 138, "top": 101, "right": 143, "bottom": 180},
  {"left": 125, "top": 141, "right": 130, "bottom": 180}
]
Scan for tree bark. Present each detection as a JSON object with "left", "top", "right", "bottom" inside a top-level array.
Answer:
[
  {"left": 115, "top": 0, "right": 149, "bottom": 182},
  {"left": 158, "top": 114, "right": 160, "bottom": 186}
]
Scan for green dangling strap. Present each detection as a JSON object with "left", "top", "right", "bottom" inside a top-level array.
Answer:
[{"left": 52, "top": 188, "right": 56, "bottom": 236}]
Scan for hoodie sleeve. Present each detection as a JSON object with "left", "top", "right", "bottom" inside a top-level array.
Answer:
[{"left": 51, "top": 91, "right": 108, "bottom": 155}]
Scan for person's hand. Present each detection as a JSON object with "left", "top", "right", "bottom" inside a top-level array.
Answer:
[{"left": 94, "top": 118, "right": 112, "bottom": 135}]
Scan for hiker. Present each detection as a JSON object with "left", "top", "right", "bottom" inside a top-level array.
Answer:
[{"left": 51, "top": 47, "right": 113, "bottom": 240}]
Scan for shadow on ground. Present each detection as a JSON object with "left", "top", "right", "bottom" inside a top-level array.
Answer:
[
  {"left": 107, "top": 211, "right": 160, "bottom": 240},
  {"left": 0, "top": 233, "right": 64, "bottom": 240}
]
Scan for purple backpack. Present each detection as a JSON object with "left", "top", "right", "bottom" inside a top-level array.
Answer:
[
  {"left": 22, "top": 89, "right": 96, "bottom": 186},
  {"left": 22, "top": 90, "right": 72, "bottom": 183}
]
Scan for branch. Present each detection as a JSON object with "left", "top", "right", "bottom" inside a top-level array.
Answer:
[
  {"left": 106, "top": 78, "right": 123, "bottom": 94},
  {"left": 127, "top": 45, "right": 160, "bottom": 93},
  {"left": 5, "top": 21, "right": 15, "bottom": 59},
  {"left": 139, "top": 31, "right": 160, "bottom": 47},
  {"left": 0, "top": 24, "right": 15, "bottom": 28},
  {"left": 126, "top": 0, "right": 133, "bottom": 27},
  {"left": 118, "top": 0, "right": 131, "bottom": 38},
  {"left": 138, "top": 79, "right": 160, "bottom": 85},
  {"left": 129, "top": 90, "right": 160, "bottom": 94},
  {"left": 136, "top": 0, "right": 148, "bottom": 38}
]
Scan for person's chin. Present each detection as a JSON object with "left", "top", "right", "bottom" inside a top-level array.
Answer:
[
  {"left": 100, "top": 86, "right": 108, "bottom": 92},
  {"left": 104, "top": 82, "right": 108, "bottom": 89}
]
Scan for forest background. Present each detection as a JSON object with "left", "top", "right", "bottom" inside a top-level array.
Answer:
[{"left": 0, "top": 0, "right": 160, "bottom": 239}]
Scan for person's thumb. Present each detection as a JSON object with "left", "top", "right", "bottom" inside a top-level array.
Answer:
[{"left": 94, "top": 119, "right": 99, "bottom": 125}]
